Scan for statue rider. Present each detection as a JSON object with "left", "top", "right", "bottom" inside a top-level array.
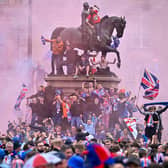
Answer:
[
  {"left": 86, "top": 5, "right": 101, "bottom": 41},
  {"left": 81, "top": 2, "right": 90, "bottom": 42}
]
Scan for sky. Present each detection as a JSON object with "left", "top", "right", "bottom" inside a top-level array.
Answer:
[{"left": 0, "top": 0, "right": 168, "bottom": 139}]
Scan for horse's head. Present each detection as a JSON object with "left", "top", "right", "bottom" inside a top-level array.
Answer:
[
  {"left": 115, "top": 16, "right": 126, "bottom": 38},
  {"left": 101, "top": 16, "right": 126, "bottom": 39}
]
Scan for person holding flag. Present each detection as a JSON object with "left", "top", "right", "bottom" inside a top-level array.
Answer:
[
  {"left": 14, "top": 84, "right": 28, "bottom": 111},
  {"left": 136, "top": 105, "right": 159, "bottom": 142},
  {"left": 14, "top": 84, "right": 28, "bottom": 122},
  {"left": 143, "top": 104, "right": 168, "bottom": 143},
  {"left": 137, "top": 69, "right": 168, "bottom": 142}
]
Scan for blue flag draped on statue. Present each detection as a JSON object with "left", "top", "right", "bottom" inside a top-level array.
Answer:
[
  {"left": 141, "top": 69, "right": 159, "bottom": 100},
  {"left": 14, "top": 84, "right": 28, "bottom": 111}
]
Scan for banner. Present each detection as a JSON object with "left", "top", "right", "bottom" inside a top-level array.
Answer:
[
  {"left": 124, "top": 117, "right": 137, "bottom": 139},
  {"left": 14, "top": 84, "right": 28, "bottom": 111}
]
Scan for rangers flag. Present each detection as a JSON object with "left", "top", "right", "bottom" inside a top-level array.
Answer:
[
  {"left": 14, "top": 84, "right": 28, "bottom": 110},
  {"left": 141, "top": 69, "right": 159, "bottom": 100}
]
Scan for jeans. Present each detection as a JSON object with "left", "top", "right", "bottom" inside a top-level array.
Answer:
[
  {"left": 51, "top": 54, "right": 63, "bottom": 75},
  {"left": 71, "top": 116, "right": 81, "bottom": 128}
]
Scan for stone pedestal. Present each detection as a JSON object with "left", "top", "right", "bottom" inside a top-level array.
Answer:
[{"left": 45, "top": 75, "right": 121, "bottom": 95}]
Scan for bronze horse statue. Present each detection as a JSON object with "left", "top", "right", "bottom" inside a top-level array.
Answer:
[{"left": 51, "top": 16, "right": 126, "bottom": 68}]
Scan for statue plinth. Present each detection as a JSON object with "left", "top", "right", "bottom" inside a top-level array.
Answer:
[{"left": 45, "top": 75, "right": 121, "bottom": 95}]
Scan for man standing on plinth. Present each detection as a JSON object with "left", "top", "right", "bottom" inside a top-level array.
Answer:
[{"left": 44, "top": 36, "right": 64, "bottom": 75}]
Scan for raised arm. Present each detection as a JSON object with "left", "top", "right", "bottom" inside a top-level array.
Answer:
[
  {"left": 143, "top": 105, "right": 148, "bottom": 112},
  {"left": 45, "top": 38, "right": 56, "bottom": 43},
  {"left": 136, "top": 105, "right": 148, "bottom": 115},
  {"left": 157, "top": 106, "right": 168, "bottom": 115},
  {"left": 92, "top": 116, "right": 97, "bottom": 126},
  {"left": 79, "top": 115, "right": 86, "bottom": 127}
]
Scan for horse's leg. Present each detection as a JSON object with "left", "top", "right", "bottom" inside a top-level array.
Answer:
[
  {"left": 104, "top": 45, "right": 121, "bottom": 68},
  {"left": 114, "top": 50, "right": 121, "bottom": 68}
]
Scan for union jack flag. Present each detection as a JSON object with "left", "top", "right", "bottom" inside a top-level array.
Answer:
[
  {"left": 143, "top": 88, "right": 159, "bottom": 100},
  {"left": 141, "top": 69, "right": 159, "bottom": 100}
]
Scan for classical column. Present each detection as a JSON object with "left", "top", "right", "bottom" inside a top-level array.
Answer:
[{"left": 27, "top": 0, "right": 32, "bottom": 59}]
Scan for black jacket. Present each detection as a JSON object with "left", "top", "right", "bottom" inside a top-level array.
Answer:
[{"left": 70, "top": 102, "right": 82, "bottom": 117}]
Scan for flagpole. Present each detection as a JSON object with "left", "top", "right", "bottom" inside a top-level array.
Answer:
[
  {"left": 136, "top": 84, "right": 141, "bottom": 105},
  {"left": 136, "top": 68, "right": 145, "bottom": 105}
]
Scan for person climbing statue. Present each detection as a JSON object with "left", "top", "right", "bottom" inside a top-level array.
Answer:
[
  {"left": 86, "top": 5, "right": 101, "bottom": 41},
  {"left": 44, "top": 36, "right": 64, "bottom": 75}
]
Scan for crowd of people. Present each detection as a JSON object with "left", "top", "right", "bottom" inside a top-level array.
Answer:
[
  {"left": 0, "top": 79, "right": 168, "bottom": 167},
  {"left": 1, "top": 122, "right": 168, "bottom": 168},
  {"left": 26, "top": 82, "right": 138, "bottom": 138},
  {"left": 43, "top": 35, "right": 118, "bottom": 77},
  {"left": 0, "top": 2, "right": 166, "bottom": 168}
]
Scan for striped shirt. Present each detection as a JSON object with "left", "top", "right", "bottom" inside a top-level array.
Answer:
[{"left": 140, "top": 157, "right": 151, "bottom": 168}]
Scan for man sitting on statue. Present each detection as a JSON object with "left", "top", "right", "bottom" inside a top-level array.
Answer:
[
  {"left": 91, "top": 55, "right": 116, "bottom": 75},
  {"left": 86, "top": 5, "right": 101, "bottom": 41},
  {"left": 73, "top": 53, "right": 90, "bottom": 79}
]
